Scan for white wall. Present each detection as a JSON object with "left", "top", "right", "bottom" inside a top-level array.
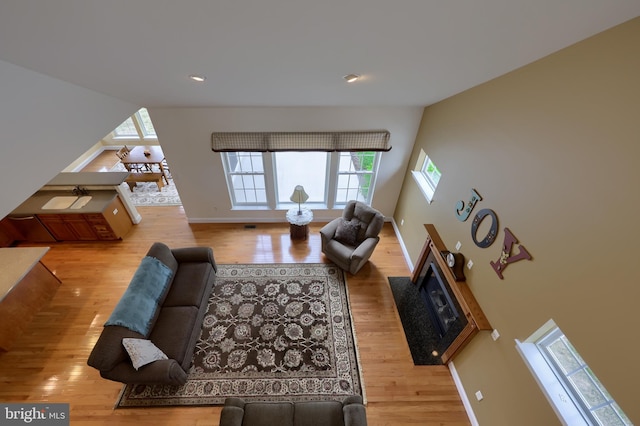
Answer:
[
  {"left": 0, "top": 59, "right": 139, "bottom": 219},
  {"left": 148, "top": 107, "right": 423, "bottom": 222}
]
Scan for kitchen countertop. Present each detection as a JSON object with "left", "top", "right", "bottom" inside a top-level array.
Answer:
[
  {"left": 10, "top": 190, "right": 120, "bottom": 215},
  {"left": 0, "top": 247, "right": 49, "bottom": 301},
  {"left": 45, "top": 172, "right": 130, "bottom": 186}
]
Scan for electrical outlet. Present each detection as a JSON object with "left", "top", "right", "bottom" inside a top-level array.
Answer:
[
  {"left": 455, "top": 241, "right": 462, "bottom": 251},
  {"left": 467, "top": 259, "right": 474, "bottom": 269},
  {"left": 475, "top": 390, "right": 484, "bottom": 401},
  {"left": 491, "top": 329, "right": 500, "bottom": 341}
]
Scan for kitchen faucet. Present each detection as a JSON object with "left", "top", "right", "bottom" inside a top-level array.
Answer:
[{"left": 72, "top": 185, "right": 89, "bottom": 196}]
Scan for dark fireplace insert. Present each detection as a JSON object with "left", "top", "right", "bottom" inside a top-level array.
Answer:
[
  {"left": 419, "top": 262, "right": 459, "bottom": 337},
  {"left": 415, "top": 254, "right": 467, "bottom": 355}
]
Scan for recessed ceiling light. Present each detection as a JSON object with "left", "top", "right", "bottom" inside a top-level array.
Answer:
[
  {"left": 189, "top": 74, "right": 206, "bottom": 82},
  {"left": 343, "top": 74, "right": 360, "bottom": 83}
]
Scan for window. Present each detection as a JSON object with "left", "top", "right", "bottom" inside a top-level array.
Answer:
[
  {"left": 223, "top": 152, "right": 267, "bottom": 205},
  {"left": 135, "top": 108, "right": 157, "bottom": 137},
  {"left": 516, "top": 320, "right": 631, "bottom": 426},
  {"left": 411, "top": 149, "right": 441, "bottom": 203},
  {"left": 110, "top": 108, "right": 157, "bottom": 141},
  {"left": 421, "top": 157, "right": 441, "bottom": 190},
  {"left": 336, "top": 151, "right": 377, "bottom": 204},
  {"left": 113, "top": 117, "right": 138, "bottom": 138},
  {"left": 222, "top": 151, "right": 379, "bottom": 209}
]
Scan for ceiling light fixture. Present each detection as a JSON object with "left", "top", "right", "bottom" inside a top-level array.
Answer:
[
  {"left": 189, "top": 74, "right": 206, "bottom": 82},
  {"left": 343, "top": 74, "right": 360, "bottom": 83}
]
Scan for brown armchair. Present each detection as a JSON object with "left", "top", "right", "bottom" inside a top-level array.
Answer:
[{"left": 320, "top": 201, "right": 384, "bottom": 274}]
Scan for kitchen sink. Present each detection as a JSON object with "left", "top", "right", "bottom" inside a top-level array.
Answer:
[
  {"left": 69, "top": 196, "right": 92, "bottom": 209},
  {"left": 41, "top": 195, "right": 93, "bottom": 210},
  {"left": 41, "top": 196, "right": 80, "bottom": 210}
]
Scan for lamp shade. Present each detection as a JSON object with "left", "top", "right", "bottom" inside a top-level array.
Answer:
[{"left": 290, "top": 185, "right": 309, "bottom": 204}]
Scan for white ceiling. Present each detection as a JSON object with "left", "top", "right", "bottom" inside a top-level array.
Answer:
[{"left": 0, "top": 0, "right": 638, "bottom": 108}]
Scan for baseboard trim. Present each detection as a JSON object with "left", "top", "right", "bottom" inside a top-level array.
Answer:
[
  {"left": 391, "top": 218, "right": 415, "bottom": 273},
  {"left": 448, "top": 361, "right": 479, "bottom": 426}
]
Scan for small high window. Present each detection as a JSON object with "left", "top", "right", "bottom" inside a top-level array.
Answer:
[
  {"left": 411, "top": 149, "right": 441, "bottom": 203},
  {"left": 517, "top": 320, "right": 631, "bottom": 425}
]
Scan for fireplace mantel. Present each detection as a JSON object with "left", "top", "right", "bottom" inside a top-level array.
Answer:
[{"left": 411, "top": 224, "right": 492, "bottom": 363}]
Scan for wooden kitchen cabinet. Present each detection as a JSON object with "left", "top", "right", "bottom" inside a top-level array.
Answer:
[
  {"left": 37, "top": 196, "right": 132, "bottom": 241},
  {"left": 37, "top": 214, "right": 93, "bottom": 241},
  {"left": 34, "top": 215, "right": 70, "bottom": 240},
  {"left": 0, "top": 218, "right": 22, "bottom": 247}
]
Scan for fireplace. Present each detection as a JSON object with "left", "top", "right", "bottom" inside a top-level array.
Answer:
[
  {"left": 411, "top": 224, "right": 492, "bottom": 363},
  {"left": 415, "top": 256, "right": 467, "bottom": 357},
  {"left": 418, "top": 262, "right": 459, "bottom": 338}
]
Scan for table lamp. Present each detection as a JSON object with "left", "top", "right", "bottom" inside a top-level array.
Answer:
[{"left": 290, "top": 185, "right": 309, "bottom": 215}]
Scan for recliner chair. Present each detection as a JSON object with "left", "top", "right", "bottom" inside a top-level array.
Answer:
[{"left": 319, "top": 201, "right": 384, "bottom": 274}]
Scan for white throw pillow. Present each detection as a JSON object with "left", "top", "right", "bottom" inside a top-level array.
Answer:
[{"left": 122, "top": 338, "right": 168, "bottom": 370}]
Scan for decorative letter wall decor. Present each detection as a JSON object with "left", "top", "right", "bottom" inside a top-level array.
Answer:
[
  {"left": 490, "top": 228, "right": 532, "bottom": 279},
  {"left": 453, "top": 188, "right": 533, "bottom": 279},
  {"left": 471, "top": 209, "right": 499, "bottom": 248},
  {"left": 455, "top": 188, "right": 482, "bottom": 222}
]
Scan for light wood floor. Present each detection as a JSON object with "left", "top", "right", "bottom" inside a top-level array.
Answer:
[{"left": 0, "top": 152, "right": 471, "bottom": 425}]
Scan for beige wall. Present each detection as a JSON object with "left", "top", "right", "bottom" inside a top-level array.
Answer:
[
  {"left": 394, "top": 17, "right": 640, "bottom": 425},
  {"left": 0, "top": 59, "right": 139, "bottom": 219},
  {"left": 148, "top": 107, "right": 422, "bottom": 222}
]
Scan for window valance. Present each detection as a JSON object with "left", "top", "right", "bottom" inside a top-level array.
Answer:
[{"left": 211, "top": 130, "right": 391, "bottom": 152}]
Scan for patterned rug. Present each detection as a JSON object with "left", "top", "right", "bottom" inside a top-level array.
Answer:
[
  {"left": 110, "top": 162, "right": 182, "bottom": 206},
  {"left": 116, "top": 263, "right": 364, "bottom": 407}
]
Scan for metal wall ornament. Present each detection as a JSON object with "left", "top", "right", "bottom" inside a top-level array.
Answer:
[{"left": 454, "top": 188, "right": 532, "bottom": 279}]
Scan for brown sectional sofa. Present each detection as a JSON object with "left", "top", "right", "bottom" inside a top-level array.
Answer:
[
  {"left": 219, "top": 396, "right": 368, "bottom": 426},
  {"left": 87, "top": 242, "right": 217, "bottom": 386}
]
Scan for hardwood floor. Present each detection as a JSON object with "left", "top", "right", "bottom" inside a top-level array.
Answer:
[{"left": 0, "top": 153, "right": 470, "bottom": 425}]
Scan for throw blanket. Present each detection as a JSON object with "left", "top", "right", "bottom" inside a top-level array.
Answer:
[{"left": 105, "top": 256, "right": 173, "bottom": 336}]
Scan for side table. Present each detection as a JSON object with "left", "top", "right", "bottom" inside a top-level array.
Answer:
[{"left": 286, "top": 207, "right": 313, "bottom": 240}]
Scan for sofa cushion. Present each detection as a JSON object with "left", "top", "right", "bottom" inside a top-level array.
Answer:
[
  {"left": 87, "top": 326, "right": 145, "bottom": 372},
  {"left": 122, "top": 338, "right": 168, "bottom": 370},
  {"left": 243, "top": 402, "right": 294, "bottom": 426},
  {"left": 149, "top": 306, "right": 199, "bottom": 365},
  {"left": 294, "top": 401, "right": 344, "bottom": 426},
  {"left": 163, "top": 263, "right": 213, "bottom": 307}
]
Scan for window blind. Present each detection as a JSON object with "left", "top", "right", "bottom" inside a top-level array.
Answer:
[{"left": 211, "top": 130, "right": 391, "bottom": 152}]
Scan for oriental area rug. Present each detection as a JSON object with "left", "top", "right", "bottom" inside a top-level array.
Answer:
[
  {"left": 116, "top": 263, "right": 364, "bottom": 407},
  {"left": 110, "top": 162, "right": 182, "bottom": 206}
]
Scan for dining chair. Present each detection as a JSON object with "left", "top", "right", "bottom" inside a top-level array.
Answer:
[{"left": 115, "top": 146, "right": 144, "bottom": 172}]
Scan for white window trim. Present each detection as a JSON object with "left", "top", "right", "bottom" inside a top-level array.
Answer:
[
  {"left": 222, "top": 151, "right": 379, "bottom": 210},
  {"left": 515, "top": 318, "right": 631, "bottom": 426},
  {"left": 106, "top": 108, "right": 158, "bottom": 143},
  {"left": 516, "top": 338, "right": 589, "bottom": 426},
  {"left": 411, "top": 170, "right": 435, "bottom": 204},
  {"left": 411, "top": 150, "right": 440, "bottom": 204}
]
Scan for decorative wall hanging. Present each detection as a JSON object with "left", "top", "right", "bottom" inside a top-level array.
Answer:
[
  {"left": 490, "top": 228, "right": 532, "bottom": 279},
  {"left": 455, "top": 188, "right": 482, "bottom": 222},
  {"left": 470, "top": 208, "right": 499, "bottom": 248},
  {"left": 454, "top": 188, "right": 532, "bottom": 279}
]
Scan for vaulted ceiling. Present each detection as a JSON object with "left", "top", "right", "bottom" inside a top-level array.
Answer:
[{"left": 1, "top": 1, "right": 638, "bottom": 108}]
